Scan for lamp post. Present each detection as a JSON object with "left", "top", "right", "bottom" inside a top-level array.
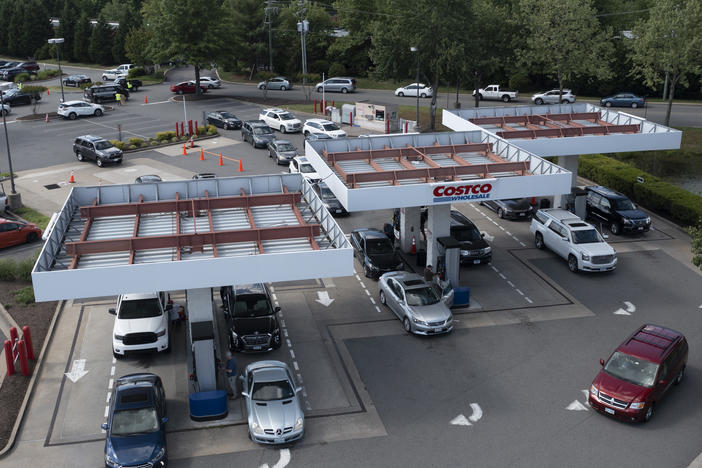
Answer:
[
  {"left": 410, "top": 46, "right": 419, "bottom": 128},
  {"left": 48, "top": 38, "right": 65, "bottom": 103}
]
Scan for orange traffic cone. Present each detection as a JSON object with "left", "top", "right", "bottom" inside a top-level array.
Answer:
[
  {"left": 218, "top": 154, "right": 223, "bottom": 166},
  {"left": 144, "top": 96, "right": 148, "bottom": 104},
  {"left": 410, "top": 236, "right": 417, "bottom": 255},
  {"left": 182, "top": 143, "right": 187, "bottom": 156},
  {"left": 46, "top": 89, "right": 50, "bottom": 96},
  {"left": 200, "top": 148, "right": 204, "bottom": 160},
  {"left": 190, "top": 137, "right": 194, "bottom": 149},
  {"left": 238, "top": 159, "right": 243, "bottom": 172},
  {"left": 68, "top": 170, "right": 76, "bottom": 184},
  {"left": 45, "top": 113, "right": 49, "bottom": 123}
]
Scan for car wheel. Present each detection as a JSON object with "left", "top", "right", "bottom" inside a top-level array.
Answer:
[
  {"left": 631, "top": 102, "right": 639, "bottom": 109},
  {"left": 316, "top": 87, "right": 323, "bottom": 93},
  {"left": 26, "top": 232, "right": 38, "bottom": 243},
  {"left": 605, "top": 102, "right": 612, "bottom": 108},
  {"left": 403, "top": 317, "right": 412, "bottom": 333},
  {"left": 363, "top": 264, "right": 371, "bottom": 278},
  {"left": 497, "top": 208, "right": 504, "bottom": 219},
  {"left": 259, "top": 84, "right": 266, "bottom": 90},
  {"left": 644, "top": 404, "right": 654, "bottom": 422},
  {"left": 341, "top": 87, "right": 348, "bottom": 94},
  {"left": 535, "top": 98, "right": 543, "bottom": 105},
  {"left": 280, "top": 85, "right": 287, "bottom": 91},
  {"left": 421, "top": 93, "right": 428, "bottom": 98},
  {"left": 94, "top": 109, "right": 103, "bottom": 117},
  {"left": 502, "top": 95, "right": 510, "bottom": 103},
  {"left": 68, "top": 112, "right": 77, "bottom": 120},
  {"left": 75, "top": 150, "right": 84, "bottom": 162},
  {"left": 177, "top": 90, "right": 183, "bottom": 95},
  {"left": 96, "top": 158, "right": 104, "bottom": 167},
  {"left": 535, "top": 232, "right": 544, "bottom": 249},
  {"left": 675, "top": 366, "right": 684, "bottom": 385},
  {"left": 379, "top": 290, "right": 387, "bottom": 305},
  {"left": 568, "top": 255, "right": 579, "bottom": 273},
  {"left": 610, "top": 222, "right": 621, "bottom": 235},
  {"left": 398, "top": 92, "right": 404, "bottom": 97},
  {"left": 280, "top": 126, "right": 286, "bottom": 134},
  {"left": 101, "top": 75, "right": 108, "bottom": 81},
  {"left": 208, "top": 84, "right": 213, "bottom": 89}
]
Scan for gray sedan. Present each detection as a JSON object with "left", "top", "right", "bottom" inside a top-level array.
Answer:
[
  {"left": 481, "top": 198, "right": 533, "bottom": 220},
  {"left": 378, "top": 272, "right": 454, "bottom": 335},
  {"left": 241, "top": 360, "right": 304, "bottom": 445},
  {"left": 268, "top": 139, "right": 298, "bottom": 165},
  {"left": 257, "top": 76, "right": 292, "bottom": 91}
]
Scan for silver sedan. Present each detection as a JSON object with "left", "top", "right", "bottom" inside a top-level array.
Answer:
[
  {"left": 241, "top": 360, "right": 304, "bottom": 444},
  {"left": 378, "top": 272, "right": 454, "bottom": 335}
]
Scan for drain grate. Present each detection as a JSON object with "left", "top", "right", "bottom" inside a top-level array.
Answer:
[{"left": 44, "top": 184, "right": 61, "bottom": 190}]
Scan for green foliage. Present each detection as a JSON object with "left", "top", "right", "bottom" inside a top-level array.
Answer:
[
  {"left": 156, "top": 131, "right": 176, "bottom": 141},
  {"left": 15, "top": 286, "right": 35, "bottom": 305},
  {"left": 328, "top": 63, "right": 346, "bottom": 77},
  {"left": 124, "top": 27, "right": 154, "bottom": 66},
  {"left": 89, "top": 14, "right": 114, "bottom": 65},
  {"left": 206, "top": 124, "right": 216, "bottom": 133},
  {"left": 128, "top": 137, "right": 144, "bottom": 147},
  {"left": 690, "top": 222, "right": 702, "bottom": 271},
  {"left": 73, "top": 13, "right": 91, "bottom": 60},
  {"left": 128, "top": 67, "right": 146, "bottom": 78},
  {"left": 0, "top": 260, "right": 17, "bottom": 281},
  {"left": 20, "top": 85, "right": 46, "bottom": 95},
  {"left": 0, "top": 253, "right": 38, "bottom": 282},
  {"left": 170, "top": 137, "right": 178, "bottom": 143},
  {"left": 57, "top": 0, "right": 77, "bottom": 61},
  {"left": 35, "top": 70, "right": 60, "bottom": 80},
  {"left": 109, "top": 139, "right": 127, "bottom": 150},
  {"left": 13, "top": 207, "right": 50, "bottom": 230},
  {"left": 579, "top": 154, "right": 702, "bottom": 227},
  {"left": 13, "top": 73, "right": 30, "bottom": 83}
]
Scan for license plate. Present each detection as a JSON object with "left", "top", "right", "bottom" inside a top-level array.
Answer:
[
  {"left": 253, "top": 345, "right": 262, "bottom": 350},
  {"left": 335, "top": 210, "right": 342, "bottom": 213},
  {"left": 519, "top": 213, "right": 525, "bottom": 216},
  {"left": 605, "top": 407, "right": 614, "bottom": 415},
  {"left": 637, "top": 227, "right": 643, "bottom": 230},
  {"left": 473, "top": 260, "right": 480, "bottom": 264}
]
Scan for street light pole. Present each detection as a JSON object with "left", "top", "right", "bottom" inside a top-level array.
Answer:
[
  {"left": 48, "top": 38, "right": 65, "bottom": 103},
  {"left": 0, "top": 91, "right": 16, "bottom": 195},
  {"left": 411, "top": 47, "right": 419, "bottom": 127}
]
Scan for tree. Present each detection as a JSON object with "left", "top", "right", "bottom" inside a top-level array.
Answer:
[
  {"left": 143, "top": 0, "right": 231, "bottom": 94},
  {"left": 20, "top": 85, "right": 47, "bottom": 114},
  {"left": 89, "top": 14, "right": 114, "bottom": 65},
  {"left": 517, "top": 0, "right": 614, "bottom": 103},
  {"left": 57, "top": 0, "right": 77, "bottom": 61},
  {"left": 630, "top": 0, "right": 702, "bottom": 127},
  {"left": 222, "top": 0, "right": 266, "bottom": 75},
  {"left": 73, "top": 13, "right": 91, "bottom": 61},
  {"left": 124, "top": 27, "right": 153, "bottom": 66},
  {"left": 691, "top": 221, "right": 702, "bottom": 272}
]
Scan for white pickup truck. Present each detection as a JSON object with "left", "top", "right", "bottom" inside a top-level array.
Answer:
[
  {"left": 472, "top": 84, "right": 519, "bottom": 103},
  {"left": 101, "top": 64, "right": 133, "bottom": 81}
]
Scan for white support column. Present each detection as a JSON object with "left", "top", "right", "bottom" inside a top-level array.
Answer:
[
  {"left": 400, "top": 206, "right": 421, "bottom": 253},
  {"left": 187, "top": 288, "right": 217, "bottom": 392},
  {"left": 556, "top": 155, "right": 579, "bottom": 208},
  {"left": 426, "top": 204, "right": 451, "bottom": 269}
]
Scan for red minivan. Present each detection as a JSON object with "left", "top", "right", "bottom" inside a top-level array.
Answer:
[{"left": 589, "top": 324, "right": 688, "bottom": 422}]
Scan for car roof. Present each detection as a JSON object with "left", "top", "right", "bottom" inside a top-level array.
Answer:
[
  {"left": 247, "top": 360, "right": 291, "bottom": 377},
  {"left": 274, "top": 139, "right": 292, "bottom": 145},
  {"left": 617, "top": 324, "right": 684, "bottom": 363},
  {"left": 262, "top": 108, "right": 288, "bottom": 113},
  {"left": 538, "top": 208, "right": 583, "bottom": 223},
  {"left": 353, "top": 228, "right": 387, "bottom": 240},
  {"left": 234, "top": 283, "right": 267, "bottom": 296},
  {"left": 382, "top": 271, "right": 428, "bottom": 288},
  {"left": 306, "top": 118, "right": 333, "bottom": 125},
  {"left": 63, "top": 100, "right": 89, "bottom": 105},
  {"left": 293, "top": 156, "right": 310, "bottom": 163},
  {"left": 245, "top": 119, "right": 268, "bottom": 126},
  {"left": 120, "top": 292, "right": 160, "bottom": 301},
  {"left": 77, "top": 135, "right": 107, "bottom": 142},
  {"left": 586, "top": 185, "right": 627, "bottom": 200}
]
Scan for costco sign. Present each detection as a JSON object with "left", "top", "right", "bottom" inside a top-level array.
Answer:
[{"left": 432, "top": 182, "right": 494, "bottom": 203}]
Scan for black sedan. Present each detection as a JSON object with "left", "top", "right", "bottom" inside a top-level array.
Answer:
[
  {"left": 313, "top": 182, "right": 347, "bottom": 216},
  {"left": 1, "top": 88, "right": 40, "bottom": 106},
  {"left": 62, "top": 74, "right": 92, "bottom": 87},
  {"left": 600, "top": 93, "right": 646, "bottom": 108},
  {"left": 206, "top": 111, "right": 242, "bottom": 130},
  {"left": 481, "top": 198, "right": 533, "bottom": 220},
  {"left": 350, "top": 228, "right": 404, "bottom": 278},
  {"left": 267, "top": 139, "right": 298, "bottom": 165}
]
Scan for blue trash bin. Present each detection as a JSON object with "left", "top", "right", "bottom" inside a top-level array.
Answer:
[{"left": 453, "top": 286, "right": 470, "bottom": 307}]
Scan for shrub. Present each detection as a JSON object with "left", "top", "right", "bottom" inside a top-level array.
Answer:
[
  {"left": 15, "top": 256, "right": 37, "bottom": 281},
  {"left": 128, "top": 137, "right": 144, "bottom": 147},
  {"left": 328, "top": 63, "right": 346, "bottom": 77},
  {"left": 151, "top": 140, "right": 159, "bottom": 146},
  {"left": 206, "top": 124, "right": 217, "bottom": 134},
  {"left": 15, "top": 286, "right": 35, "bottom": 305},
  {"left": 14, "top": 72, "right": 31, "bottom": 83},
  {"left": 151, "top": 70, "right": 164, "bottom": 80},
  {"left": 170, "top": 137, "right": 178, "bottom": 142},
  {"left": 508, "top": 71, "right": 530, "bottom": 91},
  {"left": 0, "top": 260, "right": 17, "bottom": 280},
  {"left": 128, "top": 67, "right": 146, "bottom": 78},
  {"left": 36, "top": 69, "right": 60, "bottom": 80},
  {"left": 109, "top": 139, "right": 127, "bottom": 150},
  {"left": 156, "top": 131, "right": 176, "bottom": 141}
]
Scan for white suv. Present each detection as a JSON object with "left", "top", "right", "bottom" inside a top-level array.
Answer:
[
  {"left": 530, "top": 209, "right": 617, "bottom": 273},
  {"left": 101, "top": 64, "right": 133, "bottom": 81},
  {"left": 531, "top": 89, "right": 576, "bottom": 105},
  {"left": 302, "top": 118, "right": 346, "bottom": 138},
  {"left": 110, "top": 292, "right": 170, "bottom": 357},
  {"left": 289, "top": 156, "right": 320, "bottom": 183},
  {"left": 259, "top": 108, "right": 302, "bottom": 133}
]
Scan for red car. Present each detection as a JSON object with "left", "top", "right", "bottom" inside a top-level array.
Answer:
[
  {"left": 589, "top": 324, "right": 688, "bottom": 422},
  {"left": 0, "top": 218, "right": 42, "bottom": 249},
  {"left": 170, "top": 81, "right": 208, "bottom": 95}
]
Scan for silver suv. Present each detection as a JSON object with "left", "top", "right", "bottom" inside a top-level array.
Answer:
[
  {"left": 315, "top": 77, "right": 356, "bottom": 94},
  {"left": 531, "top": 89, "right": 576, "bottom": 105}
]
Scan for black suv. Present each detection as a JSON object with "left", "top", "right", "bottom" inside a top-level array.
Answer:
[
  {"left": 73, "top": 135, "right": 123, "bottom": 167},
  {"left": 84, "top": 84, "right": 129, "bottom": 103},
  {"left": 114, "top": 77, "right": 142, "bottom": 91},
  {"left": 1, "top": 88, "right": 40, "bottom": 106},
  {"left": 350, "top": 228, "right": 404, "bottom": 278},
  {"left": 447, "top": 210, "right": 492, "bottom": 265},
  {"left": 585, "top": 185, "right": 651, "bottom": 235},
  {"left": 222, "top": 284, "right": 281, "bottom": 352},
  {"left": 241, "top": 120, "right": 275, "bottom": 148}
]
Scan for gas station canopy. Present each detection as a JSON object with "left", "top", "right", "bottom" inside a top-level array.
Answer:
[{"left": 32, "top": 174, "right": 352, "bottom": 301}]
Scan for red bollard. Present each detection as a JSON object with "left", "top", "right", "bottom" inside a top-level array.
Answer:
[
  {"left": 180, "top": 121, "right": 185, "bottom": 136},
  {"left": 176, "top": 123, "right": 180, "bottom": 138},
  {"left": 386, "top": 119, "right": 390, "bottom": 134},
  {"left": 9, "top": 327, "right": 18, "bottom": 359},
  {"left": 314, "top": 99, "right": 317, "bottom": 113},
  {"left": 3, "top": 340, "right": 13, "bottom": 376},
  {"left": 332, "top": 100, "right": 335, "bottom": 108},
  {"left": 404, "top": 121, "right": 408, "bottom": 133},
  {"left": 350, "top": 112, "right": 353, "bottom": 127},
  {"left": 22, "top": 326, "right": 35, "bottom": 361},
  {"left": 188, "top": 120, "right": 193, "bottom": 136},
  {"left": 195, "top": 121, "right": 199, "bottom": 136},
  {"left": 17, "top": 340, "right": 29, "bottom": 377}
]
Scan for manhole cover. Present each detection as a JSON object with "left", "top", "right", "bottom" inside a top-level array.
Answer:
[{"left": 44, "top": 184, "right": 61, "bottom": 190}]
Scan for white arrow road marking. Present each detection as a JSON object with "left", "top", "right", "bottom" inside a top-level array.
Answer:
[
  {"left": 566, "top": 400, "right": 589, "bottom": 411},
  {"left": 450, "top": 414, "right": 472, "bottom": 426},
  {"left": 698, "top": 304, "right": 701, "bottom": 309},
  {"left": 481, "top": 231, "right": 495, "bottom": 242},
  {"left": 315, "top": 291, "right": 334, "bottom": 307},
  {"left": 468, "top": 403, "right": 483, "bottom": 423},
  {"left": 258, "top": 449, "right": 291, "bottom": 468},
  {"left": 614, "top": 301, "right": 636, "bottom": 315},
  {"left": 65, "top": 359, "right": 89, "bottom": 383}
]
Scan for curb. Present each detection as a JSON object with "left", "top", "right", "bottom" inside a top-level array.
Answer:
[{"left": 0, "top": 299, "right": 66, "bottom": 458}]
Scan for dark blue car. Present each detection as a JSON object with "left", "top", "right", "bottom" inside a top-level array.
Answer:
[
  {"left": 600, "top": 93, "right": 646, "bottom": 108},
  {"left": 102, "top": 373, "right": 168, "bottom": 468}
]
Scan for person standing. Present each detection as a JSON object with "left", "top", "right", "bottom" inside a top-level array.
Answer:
[
  {"left": 115, "top": 92, "right": 122, "bottom": 106},
  {"left": 17, "top": 81, "right": 22, "bottom": 91},
  {"left": 424, "top": 264, "right": 435, "bottom": 283},
  {"left": 225, "top": 351, "right": 238, "bottom": 399},
  {"left": 127, "top": 81, "right": 132, "bottom": 92}
]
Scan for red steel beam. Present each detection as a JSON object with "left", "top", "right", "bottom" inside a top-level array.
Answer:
[
  {"left": 70, "top": 198, "right": 99, "bottom": 270},
  {"left": 496, "top": 124, "right": 640, "bottom": 140},
  {"left": 205, "top": 191, "right": 219, "bottom": 258},
  {"left": 129, "top": 195, "right": 144, "bottom": 264},
  {"left": 345, "top": 161, "right": 528, "bottom": 185},
  {"left": 323, "top": 143, "right": 492, "bottom": 163},
  {"left": 241, "top": 188, "right": 264, "bottom": 254},
  {"left": 283, "top": 186, "right": 319, "bottom": 250}
]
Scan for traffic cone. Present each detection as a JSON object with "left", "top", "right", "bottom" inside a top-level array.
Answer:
[
  {"left": 45, "top": 113, "right": 49, "bottom": 123},
  {"left": 46, "top": 89, "right": 50, "bottom": 95},
  {"left": 410, "top": 236, "right": 417, "bottom": 255},
  {"left": 200, "top": 148, "right": 204, "bottom": 160},
  {"left": 238, "top": 159, "right": 243, "bottom": 172},
  {"left": 68, "top": 170, "right": 76, "bottom": 184},
  {"left": 182, "top": 143, "right": 187, "bottom": 156},
  {"left": 144, "top": 96, "right": 148, "bottom": 104},
  {"left": 218, "top": 153, "right": 223, "bottom": 166},
  {"left": 190, "top": 137, "right": 194, "bottom": 149}
]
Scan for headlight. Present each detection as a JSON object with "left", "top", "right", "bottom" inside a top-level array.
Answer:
[
  {"left": 629, "top": 401, "right": 645, "bottom": 410},
  {"left": 114, "top": 334, "right": 124, "bottom": 341},
  {"left": 365, "top": 260, "right": 378, "bottom": 271},
  {"left": 412, "top": 317, "right": 428, "bottom": 325},
  {"left": 645, "top": 217, "right": 651, "bottom": 224},
  {"left": 251, "top": 421, "right": 264, "bottom": 434},
  {"left": 156, "top": 328, "right": 167, "bottom": 337},
  {"left": 294, "top": 417, "right": 304, "bottom": 430},
  {"left": 581, "top": 253, "right": 591, "bottom": 261},
  {"left": 589, "top": 385, "right": 598, "bottom": 397},
  {"left": 105, "top": 454, "right": 119, "bottom": 467},
  {"left": 460, "top": 250, "right": 469, "bottom": 255},
  {"left": 151, "top": 447, "right": 166, "bottom": 461},
  {"left": 481, "top": 247, "right": 491, "bottom": 255},
  {"left": 623, "top": 219, "right": 632, "bottom": 224}
]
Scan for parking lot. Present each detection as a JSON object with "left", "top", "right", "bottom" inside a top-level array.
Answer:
[{"left": 3, "top": 74, "right": 702, "bottom": 468}]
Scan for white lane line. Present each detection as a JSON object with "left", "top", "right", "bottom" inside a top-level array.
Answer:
[
  {"left": 491, "top": 266, "right": 499, "bottom": 272},
  {"left": 286, "top": 339, "right": 292, "bottom": 348},
  {"left": 269, "top": 286, "right": 275, "bottom": 293},
  {"left": 505, "top": 231, "right": 511, "bottom": 235},
  {"left": 491, "top": 220, "right": 498, "bottom": 226},
  {"left": 140, "top": 100, "right": 170, "bottom": 105},
  {"left": 289, "top": 349, "right": 295, "bottom": 359},
  {"left": 278, "top": 311, "right": 283, "bottom": 318},
  {"left": 283, "top": 330, "right": 288, "bottom": 338},
  {"left": 499, "top": 226, "right": 505, "bottom": 231},
  {"left": 280, "top": 319, "right": 286, "bottom": 327},
  {"left": 507, "top": 281, "right": 515, "bottom": 287},
  {"left": 293, "top": 361, "right": 299, "bottom": 371},
  {"left": 515, "top": 289, "right": 524, "bottom": 296},
  {"left": 85, "top": 119, "right": 147, "bottom": 139},
  {"left": 110, "top": 366, "right": 115, "bottom": 376},
  {"left": 375, "top": 306, "right": 381, "bottom": 313},
  {"left": 364, "top": 289, "right": 371, "bottom": 296},
  {"left": 525, "top": 297, "right": 533, "bottom": 304},
  {"left": 104, "top": 406, "right": 109, "bottom": 418},
  {"left": 369, "top": 297, "right": 376, "bottom": 304},
  {"left": 355, "top": 274, "right": 361, "bottom": 281},
  {"left": 519, "top": 241, "right": 526, "bottom": 247},
  {"left": 112, "top": 357, "right": 116, "bottom": 364},
  {"left": 108, "top": 378, "right": 114, "bottom": 390},
  {"left": 302, "top": 390, "right": 308, "bottom": 398},
  {"left": 274, "top": 301, "right": 279, "bottom": 307},
  {"left": 106, "top": 392, "right": 111, "bottom": 403},
  {"left": 272, "top": 293, "right": 277, "bottom": 301},
  {"left": 498, "top": 273, "right": 506, "bottom": 280}
]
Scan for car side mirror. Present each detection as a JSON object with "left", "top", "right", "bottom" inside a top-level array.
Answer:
[
  {"left": 108, "top": 308, "right": 116, "bottom": 315},
  {"left": 295, "top": 386, "right": 303, "bottom": 394},
  {"left": 161, "top": 417, "right": 168, "bottom": 424},
  {"left": 274, "top": 306, "right": 281, "bottom": 313},
  {"left": 561, "top": 236, "right": 568, "bottom": 241},
  {"left": 101, "top": 423, "right": 109, "bottom": 431},
  {"left": 481, "top": 233, "right": 485, "bottom": 238},
  {"left": 238, "top": 375, "right": 245, "bottom": 382},
  {"left": 241, "top": 391, "right": 249, "bottom": 398},
  {"left": 599, "top": 358, "right": 605, "bottom": 367}
]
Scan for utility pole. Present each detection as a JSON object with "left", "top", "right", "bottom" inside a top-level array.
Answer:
[
  {"left": 264, "top": 0, "right": 278, "bottom": 72},
  {"left": 297, "top": 0, "right": 309, "bottom": 99}
]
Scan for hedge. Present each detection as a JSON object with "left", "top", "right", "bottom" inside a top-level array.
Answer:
[{"left": 579, "top": 154, "right": 702, "bottom": 227}]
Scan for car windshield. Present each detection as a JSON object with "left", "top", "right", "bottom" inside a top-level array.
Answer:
[
  {"left": 322, "top": 123, "right": 340, "bottom": 131},
  {"left": 220, "top": 112, "right": 237, "bottom": 119},
  {"left": 251, "top": 379, "right": 295, "bottom": 401},
  {"left": 366, "top": 238, "right": 393, "bottom": 254},
  {"left": 405, "top": 287, "right": 440, "bottom": 306},
  {"left": 319, "top": 187, "right": 335, "bottom": 200},
  {"left": 300, "top": 163, "right": 315, "bottom": 173},
  {"left": 613, "top": 199, "right": 636, "bottom": 211},
  {"left": 452, "top": 227, "right": 482, "bottom": 242},
  {"left": 279, "top": 113, "right": 295, "bottom": 120},
  {"left": 118, "top": 298, "right": 162, "bottom": 319},
  {"left": 95, "top": 141, "right": 113, "bottom": 150},
  {"left": 277, "top": 143, "right": 296, "bottom": 152},
  {"left": 604, "top": 351, "right": 659, "bottom": 388},
  {"left": 233, "top": 296, "right": 272, "bottom": 318},
  {"left": 253, "top": 127, "right": 272, "bottom": 135},
  {"left": 111, "top": 407, "right": 159, "bottom": 436},
  {"left": 572, "top": 229, "right": 603, "bottom": 244}
]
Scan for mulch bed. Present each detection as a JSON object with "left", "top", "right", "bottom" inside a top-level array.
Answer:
[{"left": 0, "top": 281, "right": 57, "bottom": 452}]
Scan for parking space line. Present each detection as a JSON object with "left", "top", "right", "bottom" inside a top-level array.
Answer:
[
  {"left": 110, "top": 366, "right": 115, "bottom": 376},
  {"left": 104, "top": 406, "right": 109, "bottom": 418},
  {"left": 491, "top": 266, "right": 499, "bottom": 272},
  {"left": 499, "top": 226, "right": 505, "bottom": 231},
  {"left": 272, "top": 293, "right": 277, "bottom": 301},
  {"left": 283, "top": 329, "right": 288, "bottom": 337},
  {"left": 84, "top": 119, "right": 148, "bottom": 139},
  {"left": 525, "top": 297, "right": 533, "bottom": 303},
  {"left": 364, "top": 289, "right": 371, "bottom": 296},
  {"left": 293, "top": 361, "right": 299, "bottom": 371},
  {"left": 355, "top": 274, "right": 361, "bottom": 281},
  {"left": 280, "top": 319, "right": 286, "bottom": 327},
  {"left": 369, "top": 297, "right": 376, "bottom": 304},
  {"left": 375, "top": 306, "right": 381, "bottom": 313},
  {"left": 286, "top": 339, "right": 292, "bottom": 348},
  {"left": 289, "top": 349, "right": 295, "bottom": 359},
  {"left": 515, "top": 289, "right": 524, "bottom": 296},
  {"left": 140, "top": 100, "right": 170, "bottom": 105},
  {"left": 269, "top": 286, "right": 275, "bottom": 293},
  {"left": 519, "top": 241, "right": 527, "bottom": 247},
  {"left": 505, "top": 231, "right": 511, "bottom": 235},
  {"left": 106, "top": 392, "right": 111, "bottom": 403},
  {"left": 507, "top": 281, "right": 515, "bottom": 287},
  {"left": 108, "top": 378, "right": 113, "bottom": 390},
  {"left": 498, "top": 273, "right": 506, "bottom": 280}
]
